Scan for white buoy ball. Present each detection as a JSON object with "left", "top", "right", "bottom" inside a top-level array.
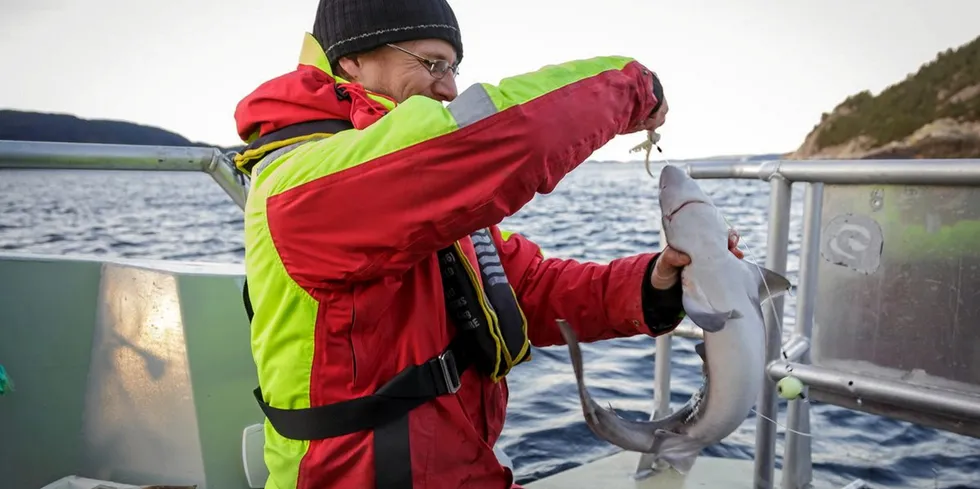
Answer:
[{"left": 777, "top": 376, "right": 804, "bottom": 399}]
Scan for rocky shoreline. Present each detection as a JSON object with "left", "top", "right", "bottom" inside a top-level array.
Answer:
[{"left": 787, "top": 118, "right": 980, "bottom": 160}]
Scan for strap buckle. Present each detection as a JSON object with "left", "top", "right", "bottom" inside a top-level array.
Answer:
[{"left": 437, "top": 350, "right": 461, "bottom": 394}]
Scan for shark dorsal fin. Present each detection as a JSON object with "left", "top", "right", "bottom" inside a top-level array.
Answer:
[{"left": 746, "top": 262, "right": 792, "bottom": 302}]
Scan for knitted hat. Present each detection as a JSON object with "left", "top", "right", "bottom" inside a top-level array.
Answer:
[{"left": 313, "top": 0, "right": 463, "bottom": 69}]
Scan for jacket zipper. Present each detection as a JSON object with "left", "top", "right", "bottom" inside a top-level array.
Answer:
[{"left": 349, "top": 295, "right": 358, "bottom": 385}]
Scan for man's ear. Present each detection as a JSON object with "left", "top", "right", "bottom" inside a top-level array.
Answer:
[{"left": 336, "top": 56, "right": 360, "bottom": 81}]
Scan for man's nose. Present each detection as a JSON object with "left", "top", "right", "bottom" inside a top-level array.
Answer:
[{"left": 433, "top": 76, "right": 458, "bottom": 102}]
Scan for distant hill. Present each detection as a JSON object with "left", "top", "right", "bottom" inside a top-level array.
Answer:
[
  {"left": 0, "top": 110, "right": 245, "bottom": 153},
  {"left": 790, "top": 35, "right": 980, "bottom": 160}
]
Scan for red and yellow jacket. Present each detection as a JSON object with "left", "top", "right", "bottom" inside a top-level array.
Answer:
[{"left": 235, "top": 33, "right": 683, "bottom": 489}]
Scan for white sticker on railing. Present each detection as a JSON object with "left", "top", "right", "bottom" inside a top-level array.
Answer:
[{"left": 820, "top": 213, "right": 883, "bottom": 274}]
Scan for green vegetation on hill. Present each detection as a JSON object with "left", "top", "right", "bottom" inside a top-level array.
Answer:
[{"left": 812, "top": 35, "right": 980, "bottom": 150}]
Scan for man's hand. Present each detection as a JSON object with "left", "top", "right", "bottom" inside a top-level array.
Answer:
[
  {"left": 625, "top": 71, "right": 668, "bottom": 134},
  {"left": 628, "top": 97, "right": 668, "bottom": 134},
  {"left": 650, "top": 228, "right": 744, "bottom": 290}
]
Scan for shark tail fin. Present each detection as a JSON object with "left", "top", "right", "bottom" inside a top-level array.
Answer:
[
  {"left": 661, "top": 449, "right": 701, "bottom": 475},
  {"left": 654, "top": 431, "right": 704, "bottom": 475}
]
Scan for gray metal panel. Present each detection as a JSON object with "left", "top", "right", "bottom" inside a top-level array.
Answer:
[
  {"left": 0, "top": 254, "right": 260, "bottom": 489},
  {"left": 810, "top": 183, "right": 980, "bottom": 435},
  {"left": 178, "top": 269, "right": 264, "bottom": 488},
  {"left": 0, "top": 256, "right": 102, "bottom": 489}
]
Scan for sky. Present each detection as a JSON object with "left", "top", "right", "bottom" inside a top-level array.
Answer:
[{"left": 2, "top": 0, "right": 979, "bottom": 161}]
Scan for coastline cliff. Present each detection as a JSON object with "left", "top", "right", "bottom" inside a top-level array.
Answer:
[{"left": 788, "top": 35, "right": 980, "bottom": 160}]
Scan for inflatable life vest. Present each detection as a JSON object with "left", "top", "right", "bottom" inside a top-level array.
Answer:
[{"left": 238, "top": 118, "right": 532, "bottom": 487}]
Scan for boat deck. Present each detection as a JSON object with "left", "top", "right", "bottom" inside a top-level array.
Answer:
[{"left": 525, "top": 453, "right": 775, "bottom": 489}]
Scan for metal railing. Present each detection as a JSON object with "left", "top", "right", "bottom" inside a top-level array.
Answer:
[
  {"left": 0, "top": 140, "right": 248, "bottom": 210},
  {"left": 640, "top": 158, "right": 980, "bottom": 489},
  {"left": 5, "top": 139, "right": 980, "bottom": 489}
]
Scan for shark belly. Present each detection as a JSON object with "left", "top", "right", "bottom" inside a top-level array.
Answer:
[{"left": 688, "top": 319, "right": 766, "bottom": 443}]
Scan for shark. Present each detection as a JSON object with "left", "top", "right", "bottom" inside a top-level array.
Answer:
[{"left": 557, "top": 163, "right": 792, "bottom": 474}]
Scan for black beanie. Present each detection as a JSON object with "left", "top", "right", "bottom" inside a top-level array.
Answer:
[{"left": 313, "top": 0, "right": 464, "bottom": 69}]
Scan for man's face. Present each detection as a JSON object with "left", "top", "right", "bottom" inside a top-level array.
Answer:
[{"left": 338, "top": 38, "right": 459, "bottom": 103}]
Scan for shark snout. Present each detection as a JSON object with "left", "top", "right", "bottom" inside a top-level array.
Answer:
[
  {"left": 658, "top": 164, "right": 688, "bottom": 190},
  {"left": 658, "top": 164, "right": 714, "bottom": 221}
]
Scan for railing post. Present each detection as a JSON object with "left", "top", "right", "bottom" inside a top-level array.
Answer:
[
  {"left": 635, "top": 329, "right": 674, "bottom": 475},
  {"left": 653, "top": 334, "right": 673, "bottom": 419},
  {"left": 754, "top": 175, "right": 792, "bottom": 489},
  {"left": 782, "top": 182, "right": 822, "bottom": 488}
]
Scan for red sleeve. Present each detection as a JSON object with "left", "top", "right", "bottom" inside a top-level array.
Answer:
[
  {"left": 262, "top": 59, "right": 659, "bottom": 287},
  {"left": 491, "top": 227, "right": 678, "bottom": 347}
]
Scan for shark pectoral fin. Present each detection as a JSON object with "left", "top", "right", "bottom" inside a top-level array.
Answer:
[
  {"left": 652, "top": 431, "right": 704, "bottom": 475},
  {"left": 683, "top": 294, "right": 740, "bottom": 333},
  {"left": 748, "top": 262, "right": 793, "bottom": 302}
]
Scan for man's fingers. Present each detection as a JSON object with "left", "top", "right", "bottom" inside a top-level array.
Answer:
[
  {"left": 727, "top": 228, "right": 745, "bottom": 259},
  {"left": 728, "top": 228, "right": 740, "bottom": 247},
  {"left": 661, "top": 229, "right": 744, "bottom": 268},
  {"left": 640, "top": 100, "right": 669, "bottom": 132},
  {"left": 637, "top": 118, "right": 660, "bottom": 132},
  {"left": 661, "top": 247, "right": 691, "bottom": 266},
  {"left": 652, "top": 246, "right": 689, "bottom": 289}
]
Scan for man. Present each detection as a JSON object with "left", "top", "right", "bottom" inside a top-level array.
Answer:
[{"left": 232, "top": 1, "right": 743, "bottom": 488}]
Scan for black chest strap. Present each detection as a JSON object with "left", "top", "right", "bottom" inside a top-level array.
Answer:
[
  {"left": 246, "top": 237, "right": 496, "bottom": 440},
  {"left": 252, "top": 336, "right": 467, "bottom": 440},
  {"left": 245, "top": 243, "right": 482, "bottom": 489}
]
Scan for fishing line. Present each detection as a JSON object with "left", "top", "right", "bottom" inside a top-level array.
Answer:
[
  {"left": 750, "top": 408, "right": 813, "bottom": 437},
  {"left": 719, "top": 184, "right": 820, "bottom": 439},
  {"left": 639, "top": 132, "right": 819, "bottom": 439},
  {"left": 641, "top": 141, "right": 897, "bottom": 482}
]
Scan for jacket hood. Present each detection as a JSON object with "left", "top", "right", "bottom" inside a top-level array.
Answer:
[{"left": 233, "top": 33, "right": 398, "bottom": 173}]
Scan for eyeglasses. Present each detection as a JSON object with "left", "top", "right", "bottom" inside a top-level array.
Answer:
[{"left": 386, "top": 43, "right": 459, "bottom": 79}]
